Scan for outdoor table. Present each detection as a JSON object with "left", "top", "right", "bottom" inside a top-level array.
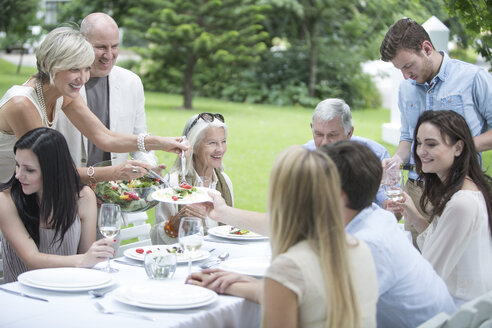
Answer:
[{"left": 0, "top": 239, "right": 269, "bottom": 328}]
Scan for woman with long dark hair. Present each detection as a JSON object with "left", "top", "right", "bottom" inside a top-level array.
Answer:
[
  {"left": 0, "top": 128, "right": 114, "bottom": 282},
  {"left": 390, "top": 110, "right": 492, "bottom": 305}
]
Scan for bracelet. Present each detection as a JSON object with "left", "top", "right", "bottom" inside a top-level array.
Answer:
[
  {"left": 164, "top": 216, "right": 178, "bottom": 238},
  {"left": 137, "top": 133, "right": 150, "bottom": 153},
  {"left": 87, "top": 166, "right": 96, "bottom": 185}
]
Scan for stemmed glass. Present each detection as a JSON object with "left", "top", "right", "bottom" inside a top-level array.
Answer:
[
  {"left": 382, "top": 165, "right": 404, "bottom": 202},
  {"left": 98, "top": 204, "right": 123, "bottom": 273},
  {"left": 178, "top": 217, "right": 204, "bottom": 275},
  {"left": 196, "top": 176, "right": 212, "bottom": 233}
]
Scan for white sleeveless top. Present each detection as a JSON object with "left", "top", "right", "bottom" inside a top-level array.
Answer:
[{"left": 0, "top": 84, "right": 63, "bottom": 182}]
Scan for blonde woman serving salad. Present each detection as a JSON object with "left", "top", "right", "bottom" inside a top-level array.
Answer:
[
  {"left": 188, "top": 146, "right": 378, "bottom": 328},
  {"left": 0, "top": 27, "right": 187, "bottom": 184}
]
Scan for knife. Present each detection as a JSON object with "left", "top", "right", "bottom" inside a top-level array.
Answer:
[{"left": 0, "top": 286, "right": 49, "bottom": 302}]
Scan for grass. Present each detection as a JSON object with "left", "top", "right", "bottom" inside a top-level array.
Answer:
[{"left": 1, "top": 57, "right": 491, "bottom": 226}]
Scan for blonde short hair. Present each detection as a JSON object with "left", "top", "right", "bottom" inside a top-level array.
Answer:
[{"left": 35, "top": 27, "right": 95, "bottom": 84}]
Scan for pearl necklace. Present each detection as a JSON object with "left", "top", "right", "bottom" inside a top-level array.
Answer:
[{"left": 35, "top": 79, "right": 54, "bottom": 127}]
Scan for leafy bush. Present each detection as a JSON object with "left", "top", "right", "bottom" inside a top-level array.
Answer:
[{"left": 135, "top": 41, "right": 381, "bottom": 109}]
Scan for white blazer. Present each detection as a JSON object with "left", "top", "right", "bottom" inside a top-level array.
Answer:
[{"left": 54, "top": 66, "right": 156, "bottom": 167}]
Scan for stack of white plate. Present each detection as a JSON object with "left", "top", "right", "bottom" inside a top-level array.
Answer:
[
  {"left": 18, "top": 268, "right": 114, "bottom": 291},
  {"left": 113, "top": 283, "right": 218, "bottom": 310}
]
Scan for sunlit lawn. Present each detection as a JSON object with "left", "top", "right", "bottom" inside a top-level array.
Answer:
[{"left": 1, "top": 58, "right": 491, "bottom": 226}]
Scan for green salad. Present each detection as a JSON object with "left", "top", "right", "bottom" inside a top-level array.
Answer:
[{"left": 92, "top": 176, "right": 163, "bottom": 212}]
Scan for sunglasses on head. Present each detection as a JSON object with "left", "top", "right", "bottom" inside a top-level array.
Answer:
[{"left": 188, "top": 113, "right": 225, "bottom": 131}]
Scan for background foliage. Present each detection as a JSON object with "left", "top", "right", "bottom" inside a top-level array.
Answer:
[{"left": 2, "top": 0, "right": 489, "bottom": 108}]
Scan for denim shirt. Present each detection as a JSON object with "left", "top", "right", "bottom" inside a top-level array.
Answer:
[
  {"left": 303, "top": 136, "right": 390, "bottom": 206},
  {"left": 398, "top": 52, "right": 492, "bottom": 179}
]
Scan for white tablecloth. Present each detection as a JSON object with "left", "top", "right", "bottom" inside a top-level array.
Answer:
[{"left": 0, "top": 239, "right": 270, "bottom": 328}]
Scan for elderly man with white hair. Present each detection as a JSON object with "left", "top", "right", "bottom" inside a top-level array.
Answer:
[{"left": 303, "top": 98, "right": 391, "bottom": 207}]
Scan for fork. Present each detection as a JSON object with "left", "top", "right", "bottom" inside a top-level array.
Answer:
[
  {"left": 88, "top": 287, "right": 114, "bottom": 298},
  {"left": 199, "top": 251, "right": 229, "bottom": 269},
  {"left": 93, "top": 302, "right": 155, "bottom": 321},
  {"left": 180, "top": 136, "right": 187, "bottom": 183}
]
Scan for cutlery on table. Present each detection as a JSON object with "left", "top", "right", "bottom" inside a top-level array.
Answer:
[
  {"left": 93, "top": 302, "right": 155, "bottom": 321},
  {"left": 199, "top": 251, "right": 230, "bottom": 269},
  {"left": 88, "top": 286, "right": 116, "bottom": 298},
  {"left": 0, "top": 286, "right": 49, "bottom": 302}
]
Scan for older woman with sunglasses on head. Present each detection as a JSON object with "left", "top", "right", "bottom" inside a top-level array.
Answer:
[{"left": 150, "top": 113, "right": 233, "bottom": 244}]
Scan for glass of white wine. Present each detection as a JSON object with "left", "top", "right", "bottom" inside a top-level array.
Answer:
[
  {"left": 98, "top": 203, "right": 123, "bottom": 273},
  {"left": 178, "top": 217, "right": 204, "bottom": 275}
]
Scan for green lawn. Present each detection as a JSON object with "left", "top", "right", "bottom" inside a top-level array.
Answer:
[{"left": 1, "top": 58, "right": 491, "bottom": 225}]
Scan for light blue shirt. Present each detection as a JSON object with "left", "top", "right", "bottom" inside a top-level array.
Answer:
[
  {"left": 398, "top": 52, "right": 492, "bottom": 179},
  {"left": 346, "top": 204, "right": 456, "bottom": 328},
  {"left": 303, "top": 136, "right": 391, "bottom": 206}
]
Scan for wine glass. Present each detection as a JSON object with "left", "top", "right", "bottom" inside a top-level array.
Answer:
[
  {"left": 98, "top": 203, "right": 123, "bottom": 273},
  {"left": 382, "top": 167, "right": 404, "bottom": 202},
  {"left": 196, "top": 176, "right": 213, "bottom": 233},
  {"left": 178, "top": 217, "right": 204, "bottom": 275}
]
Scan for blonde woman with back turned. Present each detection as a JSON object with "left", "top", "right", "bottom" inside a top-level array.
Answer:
[{"left": 188, "top": 146, "right": 378, "bottom": 327}]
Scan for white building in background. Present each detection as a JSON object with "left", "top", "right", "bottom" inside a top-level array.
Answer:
[
  {"left": 366, "top": 16, "right": 450, "bottom": 146},
  {"left": 41, "top": 0, "right": 71, "bottom": 25}
]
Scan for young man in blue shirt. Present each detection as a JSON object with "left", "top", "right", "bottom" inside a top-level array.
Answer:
[{"left": 379, "top": 18, "right": 492, "bottom": 244}]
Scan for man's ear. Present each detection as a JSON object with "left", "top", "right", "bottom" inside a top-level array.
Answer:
[
  {"left": 346, "top": 126, "right": 354, "bottom": 139},
  {"left": 421, "top": 40, "right": 433, "bottom": 56}
]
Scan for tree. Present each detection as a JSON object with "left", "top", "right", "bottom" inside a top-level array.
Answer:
[
  {"left": 260, "top": 0, "right": 408, "bottom": 97},
  {"left": 0, "top": 0, "right": 39, "bottom": 73},
  {"left": 443, "top": 0, "right": 491, "bottom": 64},
  {"left": 126, "top": 0, "right": 269, "bottom": 109}
]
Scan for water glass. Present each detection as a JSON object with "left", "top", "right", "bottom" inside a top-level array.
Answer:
[
  {"left": 144, "top": 251, "right": 177, "bottom": 280},
  {"left": 382, "top": 169, "right": 404, "bottom": 202}
]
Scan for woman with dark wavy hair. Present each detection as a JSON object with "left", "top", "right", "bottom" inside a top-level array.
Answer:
[
  {"left": 0, "top": 128, "right": 114, "bottom": 282},
  {"left": 390, "top": 110, "right": 492, "bottom": 305}
]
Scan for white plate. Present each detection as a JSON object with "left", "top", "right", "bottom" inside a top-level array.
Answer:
[
  {"left": 207, "top": 225, "right": 268, "bottom": 240},
  {"left": 123, "top": 245, "right": 210, "bottom": 263},
  {"left": 152, "top": 187, "right": 219, "bottom": 205},
  {"left": 219, "top": 257, "right": 271, "bottom": 277},
  {"left": 113, "top": 284, "right": 218, "bottom": 310},
  {"left": 18, "top": 268, "right": 114, "bottom": 292}
]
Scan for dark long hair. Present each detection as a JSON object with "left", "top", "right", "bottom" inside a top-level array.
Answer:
[
  {"left": 0, "top": 128, "right": 83, "bottom": 247},
  {"left": 413, "top": 110, "right": 492, "bottom": 237}
]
